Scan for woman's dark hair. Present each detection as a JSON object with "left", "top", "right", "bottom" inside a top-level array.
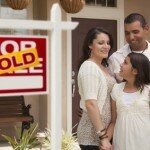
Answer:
[
  {"left": 128, "top": 52, "right": 150, "bottom": 92},
  {"left": 78, "top": 27, "right": 113, "bottom": 69},
  {"left": 124, "top": 13, "right": 147, "bottom": 28}
]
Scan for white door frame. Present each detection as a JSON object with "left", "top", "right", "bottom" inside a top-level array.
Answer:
[{"left": 66, "top": 0, "right": 125, "bottom": 132}]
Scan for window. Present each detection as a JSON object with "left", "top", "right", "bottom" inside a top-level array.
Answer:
[
  {"left": 85, "top": 0, "right": 117, "bottom": 7},
  {"left": 0, "top": 0, "right": 31, "bottom": 35}
]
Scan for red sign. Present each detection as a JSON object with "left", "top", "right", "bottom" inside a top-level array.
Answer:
[{"left": 0, "top": 35, "right": 48, "bottom": 95}]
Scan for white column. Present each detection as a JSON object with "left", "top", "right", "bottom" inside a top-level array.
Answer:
[
  {"left": 50, "top": 4, "right": 78, "bottom": 150},
  {"left": 50, "top": 4, "right": 62, "bottom": 150}
]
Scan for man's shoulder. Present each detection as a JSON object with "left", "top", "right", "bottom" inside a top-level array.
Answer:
[
  {"left": 117, "top": 44, "right": 129, "bottom": 52},
  {"left": 143, "top": 41, "right": 150, "bottom": 60},
  {"left": 109, "top": 44, "right": 129, "bottom": 60},
  {"left": 147, "top": 40, "right": 150, "bottom": 45},
  {"left": 146, "top": 41, "right": 150, "bottom": 52}
]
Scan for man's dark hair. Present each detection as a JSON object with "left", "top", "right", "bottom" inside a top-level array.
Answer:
[{"left": 124, "top": 13, "right": 147, "bottom": 28}]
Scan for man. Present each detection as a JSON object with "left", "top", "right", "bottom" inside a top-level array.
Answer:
[{"left": 109, "top": 13, "right": 150, "bottom": 82}]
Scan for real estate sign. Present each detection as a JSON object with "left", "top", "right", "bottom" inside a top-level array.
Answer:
[{"left": 0, "top": 36, "right": 48, "bottom": 96}]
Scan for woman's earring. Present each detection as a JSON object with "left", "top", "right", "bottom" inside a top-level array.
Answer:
[{"left": 88, "top": 49, "right": 91, "bottom": 57}]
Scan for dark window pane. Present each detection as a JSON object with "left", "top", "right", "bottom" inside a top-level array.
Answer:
[
  {"left": 1, "top": 0, "right": 8, "bottom": 7},
  {"left": 107, "top": 0, "right": 117, "bottom": 7},
  {"left": 86, "top": 0, "right": 117, "bottom": 7},
  {"left": 85, "top": 0, "right": 95, "bottom": 5},
  {"left": 97, "top": 0, "right": 106, "bottom": 6}
]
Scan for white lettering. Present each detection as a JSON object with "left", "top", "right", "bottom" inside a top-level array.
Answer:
[
  {"left": 0, "top": 40, "right": 37, "bottom": 54},
  {"left": 21, "top": 41, "right": 36, "bottom": 50},
  {"left": 1, "top": 40, "right": 19, "bottom": 54}
]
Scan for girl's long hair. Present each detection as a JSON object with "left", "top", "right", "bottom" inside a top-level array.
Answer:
[{"left": 128, "top": 52, "right": 150, "bottom": 92}]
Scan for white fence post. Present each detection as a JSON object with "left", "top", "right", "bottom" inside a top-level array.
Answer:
[{"left": 50, "top": 4, "right": 62, "bottom": 150}]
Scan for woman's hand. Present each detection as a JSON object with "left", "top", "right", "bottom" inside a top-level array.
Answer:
[{"left": 99, "top": 138, "right": 112, "bottom": 150}]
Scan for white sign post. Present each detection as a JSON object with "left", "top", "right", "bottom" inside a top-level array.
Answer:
[{"left": 0, "top": 3, "right": 78, "bottom": 150}]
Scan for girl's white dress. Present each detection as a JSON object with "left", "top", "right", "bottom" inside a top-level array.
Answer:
[{"left": 111, "top": 82, "right": 150, "bottom": 150}]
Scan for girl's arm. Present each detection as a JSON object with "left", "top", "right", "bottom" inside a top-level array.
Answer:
[{"left": 106, "top": 99, "right": 117, "bottom": 141}]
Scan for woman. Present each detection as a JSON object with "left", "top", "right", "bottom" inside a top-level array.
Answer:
[{"left": 77, "top": 27, "right": 116, "bottom": 150}]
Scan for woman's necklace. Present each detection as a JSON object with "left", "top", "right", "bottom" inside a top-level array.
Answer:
[{"left": 99, "top": 64, "right": 110, "bottom": 76}]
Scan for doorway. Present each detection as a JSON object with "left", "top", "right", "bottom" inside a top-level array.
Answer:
[{"left": 71, "top": 17, "right": 117, "bottom": 133}]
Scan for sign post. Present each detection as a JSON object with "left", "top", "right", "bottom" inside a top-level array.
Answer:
[{"left": 0, "top": 3, "right": 78, "bottom": 150}]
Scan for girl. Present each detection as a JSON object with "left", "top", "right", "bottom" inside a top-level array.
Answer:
[
  {"left": 77, "top": 27, "right": 116, "bottom": 150},
  {"left": 109, "top": 53, "right": 150, "bottom": 150}
]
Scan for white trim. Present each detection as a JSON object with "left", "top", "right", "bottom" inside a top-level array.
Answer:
[
  {"left": 0, "top": 35, "right": 48, "bottom": 38},
  {"left": 67, "top": 29, "right": 72, "bottom": 133},
  {"left": 66, "top": 0, "right": 124, "bottom": 132}
]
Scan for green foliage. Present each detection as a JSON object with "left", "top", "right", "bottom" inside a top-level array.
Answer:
[
  {"left": 2, "top": 124, "right": 40, "bottom": 150},
  {"left": 1, "top": 125, "right": 80, "bottom": 150}
]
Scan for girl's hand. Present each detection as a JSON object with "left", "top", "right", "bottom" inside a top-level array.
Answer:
[{"left": 99, "top": 138, "right": 112, "bottom": 150}]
